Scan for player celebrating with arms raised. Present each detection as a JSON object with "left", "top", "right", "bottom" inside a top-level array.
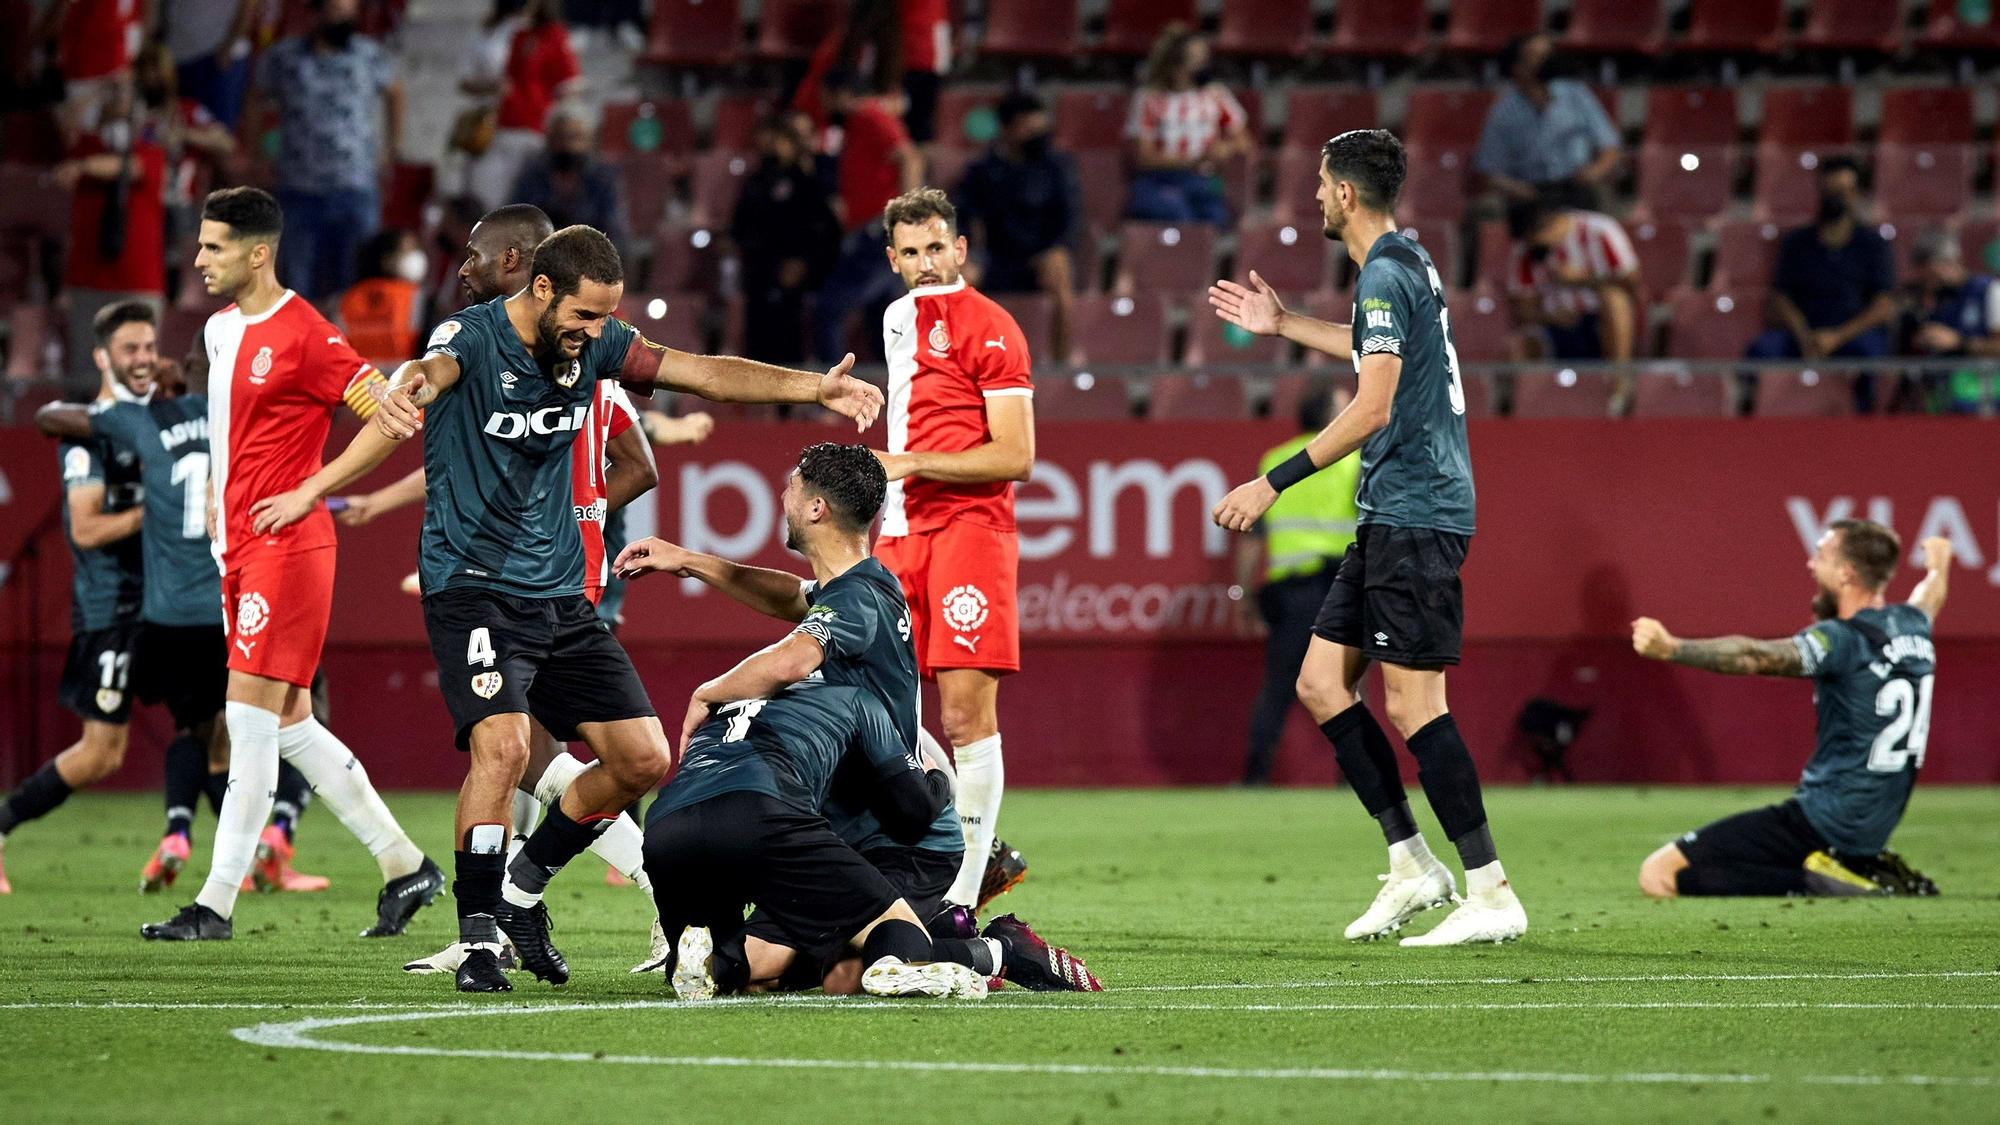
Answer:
[
  {"left": 871, "top": 187, "right": 1036, "bottom": 911},
  {"left": 1209, "top": 130, "right": 1526, "bottom": 946}
]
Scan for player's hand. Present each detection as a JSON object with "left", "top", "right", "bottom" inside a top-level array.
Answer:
[
  {"left": 642, "top": 410, "right": 715, "bottom": 445},
  {"left": 249, "top": 486, "right": 317, "bottom": 535},
  {"left": 205, "top": 496, "right": 217, "bottom": 540},
  {"left": 1920, "top": 536, "right": 1952, "bottom": 572},
  {"left": 1631, "top": 617, "right": 1679, "bottom": 661},
  {"left": 376, "top": 369, "right": 426, "bottom": 439},
  {"left": 817, "top": 354, "right": 883, "bottom": 431},
  {"left": 1207, "top": 270, "right": 1287, "bottom": 337},
  {"left": 614, "top": 536, "right": 696, "bottom": 580},
  {"left": 399, "top": 571, "right": 421, "bottom": 597},
  {"left": 678, "top": 694, "right": 713, "bottom": 755},
  {"left": 336, "top": 493, "right": 378, "bottom": 526},
  {"left": 1211, "top": 476, "right": 1278, "bottom": 533},
  {"left": 872, "top": 449, "right": 917, "bottom": 481}
]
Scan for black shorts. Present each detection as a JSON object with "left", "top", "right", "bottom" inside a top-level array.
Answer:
[
  {"left": 1313, "top": 523, "right": 1469, "bottom": 667},
  {"left": 644, "top": 790, "right": 900, "bottom": 961},
  {"left": 59, "top": 620, "right": 141, "bottom": 724},
  {"left": 1676, "top": 799, "right": 1829, "bottom": 870},
  {"left": 129, "top": 623, "right": 227, "bottom": 731},
  {"left": 423, "top": 587, "right": 656, "bottom": 752},
  {"left": 740, "top": 843, "right": 963, "bottom": 981}
]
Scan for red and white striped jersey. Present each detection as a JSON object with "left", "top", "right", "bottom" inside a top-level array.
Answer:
[
  {"left": 1508, "top": 209, "right": 1639, "bottom": 317},
  {"left": 572, "top": 380, "right": 640, "bottom": 603},
  {"left": 880, "top": 279, "right": 1032, "bottom": 537},
  {"left": 1124, "top": 86, "right": 1249, "bottom": 163},
  {"left": 204, "top": 291, "right": 378, "bottom": 570}
]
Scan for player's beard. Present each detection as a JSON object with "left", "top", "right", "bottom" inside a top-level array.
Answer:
[
  {"left": 531, "top": 304, "right": 566, "bottom": 369},
  {"left": 112, "top": 359, "right": 155, "bottom": 398},
  {"left": 1322, "top": 207, "right": 1345, "bottom": 242},
  {"left": 783, "top": 512, "right": 804, "bottom": 553},
  {"left": 1811, "top": 587, "right": 1838, "bottom": 620}
]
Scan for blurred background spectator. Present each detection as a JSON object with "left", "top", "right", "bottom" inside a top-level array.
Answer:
[
  {"left": 900, "top": 0, "right": 952, "bottom": 145},
  {"left": 41, "top": 0, "right": 149, "bottom": 140},
  {"left": 731, "top": 115, "right": 841, "bottom": 366},
  {"left": 1474, "top": 33, "right": 1622, "bottom": 211},
  {"left": 55, "top": 74, "right": 166, "bottom": 398},
  {"left": 338, "top": 228, "right": 427, "bottom": 361},
  {"left": 1124, "top": 24, "right": 1248, "bottom": 226},
  {"left": 1506, "top": 196, "right": 1640, "bottom": 407},
  {"left": 161, "top": 0, "right": 256, "bottom": 130},
  {"left": 1904, "top": 229, "right": 2000, "bottom": 414},
  {"left": 134, "top": 40, "right": 238, "bottom": 289},
  {"left": 957, "top": 92, "right": 1081, "bottom": 362},
  {"left": 810, "top": 69, "right": 921, "bottom": 364},
  {"left": 462, "top": 0, "right": 579, "bottom": 210},
  {"left": 511, "top": 108, "right": 625, "bottom": 251}
]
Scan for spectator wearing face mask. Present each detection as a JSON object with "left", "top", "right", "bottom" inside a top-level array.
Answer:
[
  {"left": 957, "top": 91, "right": 1082, "bottom": 360},
  {"left": 337, "top": 228, "right": 428, "bottom": 361},
  {"left": 1473, "top": 32, "right": 1622, "bottom": 211},
  {"left": 510, "top": 108, "right": 627, "bottom": 253}
]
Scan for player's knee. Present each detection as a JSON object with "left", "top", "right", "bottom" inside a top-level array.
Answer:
[
  {"left": 1293, "top": 669, "right": 1351, "bottom": 719},
  {"left": 938, "top": 704, "right": 993, "bottom": 749},
  {"left": 470, "top": 730, "right": 531, "bottom": 779},
  {"left": 605, "top": 744, "right": 669, "bottom": 794},
  {"left": 821, "top": 957, "right": 863, "bottom": 995},
  {"left": 74, "top": 725, "right": 131, "bottom": 782}
]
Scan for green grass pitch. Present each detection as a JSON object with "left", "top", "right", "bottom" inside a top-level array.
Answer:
[{"left": 3, "top": 786, "right": 1995, "bottom": 1124}]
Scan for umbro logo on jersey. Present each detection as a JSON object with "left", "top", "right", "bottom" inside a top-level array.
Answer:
[
  {"left": 500, "top": 370, "right": 519, "bottom": 392},
  {"left": 483, "top": 405, "right": 589, "bottom": 439},
  {"left": 1374, "top": 631, "right": 1390, "bottom": 646}
]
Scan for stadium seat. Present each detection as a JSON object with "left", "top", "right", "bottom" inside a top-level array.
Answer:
[
  {"left": 1098, "top": 0, "right": 1197, "bottom": 56},
  {"left": 1073, "top": 149, "right": 1128, "bottom": 243},
  {"left": 158, "top": 307, "right": 209, "bottom": 366},
  {"left": 1400, "top": 144, "right": 1474, "bottom": 224},
  {"left": 1561, "top": 0, "right": 1664, "bottom": 54},
  {"left": 1053, "top": 88, "right": 1130, "bottom": 154},
  {"left": 601, "top": 101, "right": 694, "bottom": 158},
  {"left": 620, "top": 152, "right": 678, "bottom": 239},
  {"left": 1281, "top": 88, "right": 1380, "bottom": 154},
  {"left": 1034, "top": 371, "right": 1135, "bottom": 419},
  {"left": 1265, "top": 372, "right": 1357, "bottom": 421},
  {"left": 1757, "top": 86, "right": 1854, "bottom": 148},
  {"left": 1959, "top": 219, "right": 2000, "bottom": 273},
  {"left": 1326, "top": 0, "right": 1429, "bottom": 57},
  {"left": 1272, "top": 147, "right": 1328, "bottom": 223},
  {"left": 1629, "top": 219, "right": 1693, "bottom": 297},
  {"left": 1630, "top": 370, "right": 1734, "bottom": 417},
  {"left": 1919, "top": 0, "right": 2000, "bottom": 50},
  {"left": 1215, "top": 150, "right": 1258, "bottom": 228},
  {"left": 623, "top": 292, "right": 708, "bottom": 353},
  {"left": 1441, "top": 0, "right": 1544, "bottom": 56},
  {"left": 933, "top": 85, "right": 1003, "bottom": 149},
  {"left": 1754, "top": 371, "right": 1857, "bottom": 417},
  {"left": 647, "top": 223, "right": 726, "bottom": 295},
  {"left": 989, "top": 292, "right": 1055, "bottom": 363},
  {"left": 1215, "top": 0, "right": 1315, "bottom": 59},
  {"left": 754, "top": 0, "right": 847, "bottom": 60},
  {"left": 1475, "top": 221, "right": 1513, "bottom": 292},
  {"left": 1877, "top": 88, "right": 1974, "bottom": 145},
  {"left": 1069, "top": 294, "right": 1169, "bottom": 366},
  {"left": 380, "top": 162, "right": 433, "bottom": 232},
  {"left": 1874, "top": 145, "right": 1972, "bottom": 221},
  {"left": 1642, "top": 86, "right": 1738, "bottom": 148},
  {"left": 685, "top": 151, "right": 754, "bottom": 226},
  {"left": 1753, "top": 147, "right": 1846, "bottom": 224},
  {"left": 1635, "top": 145, "right": 1732, "bottom": 220},
  {"left": 1232, "top": 219, "right": 1332, "bottom": 293},
  {"left": 1511, "top": 369, "right": 1616, "bottom": 419},
  {"left": 1798, "top": 0, "right": 1904, "bottom": 54},
  {"left": 1404, "top": 88, "right": 1496, "bottom": 151},
  {"left": 1445, "top": 289, "right": 1514, "bottom": 364},
  {"left": 1185, "top": 308, "right": 1287, "bottom": 367},
  {"left": 644, "top": 0, "right": 742, "bottom": 67},
  {"left": 979, "top": 0, "right": 1081, "bottom": 60},
  {"left": 1149, "top": 373, "right": 1250, "bottom": 419},
  {"left": 711, "top": 92, "right": 776, "bottom": 152},
  {"left": 1, "top": 163, "right": 70, "bottom": 237},
  {"left": 1664, "top": 288, "right": 1764, "bottom": 359},
  {"left": 924, "top": 146, "right": 977, "bottom": 195},
  {"left": 1679, "top": 0, "right": 1783, "bottom": 53},
  {"left": 1709, "top": 219, "right": 1787, "bottom": 291},
  {"left": 1114, "top": 223, "right": 1219, "bottom": 296}
]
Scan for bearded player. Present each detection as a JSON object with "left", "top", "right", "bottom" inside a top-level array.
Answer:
[
  {"left": 142, "top": 187, "right": 442, "bottom": 942},
  {"left": 871, "top": 187, "right": 1035, "bottom": 911}
]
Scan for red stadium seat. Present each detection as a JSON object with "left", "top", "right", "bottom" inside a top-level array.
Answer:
[
  {"left": 754, "top": 0, "right": 846, "bottom": 60},
  {"left": 1630, "top": 370, "right": 1734, "bottom": 417},
  {"left": 933, "top": 85, "right": 1003, "bottom": 149},
  {"left": 1266, "top": 372, "right": 1357, "bottom": 421},
  {"left": 1754, "top": 371, "right": 1856, "bottom": 417},
  {"left": 1034, "top": 371, "right": 1135, "bottom": 419},
  {"left": 1053, "top": 88, "right": 1130, "bottom": 153},
  {"left": 1664, "top": 288, "right": 1763, "bottom": 359},
  {"left": 1114, "top": 222, "right": 1219, "bottom": 295},
  {"left": 1273, "top": 147, "right": 1327, "bottom": 223},
  {"left": 644, "top": 0, "right": 742, "bottom": 66},
  {"left": 1069, "top": 294, "right": 1169, "bottom": 367},
  {"left": 648, "top": 223, "right": 726, "bottom": 295},
  {"left": 158, "top": 307, "right": 209, "bottom": 367},
  {"left": 1680, "top": 0, "right": 1783, "bottom": 53},
  {"left": 1446, "top": 288, "right": 1514, "bottom": 364},
  {"left": 1185, "top": 308, "right": 1288, "bottom": 367},
  {"left": 1400, "top": 144, "right": 1474, "bottom": 223},
  {"left": 601, "top": 100, "right": 695, "bottom": 158},
  {"left": 1919, "top": 0, "right": 2000, "bottom": 49},
  {"left": 980, "top": 0, "right": 1081, "bottom": 59},
  {"left": 1878, "top": 88, "right": 1974, "bottom": 145},
  {"left": 379, "top": 162, "right": 433, "bottom": 232},
  {"left": 622, "top": 292, "right": 708, "bottom": 353},
  {"left": 1073, "top": 149, "right": 1128, "bottom": 243},
  {"left": 1215, "top": 0, "right": 1315, "bottom": 59},
  {"left": 620, "top": 152, "right": 678, "bottom": 239},
  {"left": 1475, "top": 221, "right": 1513, "bottom": 292},
  {"left": 924, "top": 146, "right": 977, "bottom": 196},
  {"left": 1752, "top": 147, "right": 1846, "bottom": 224},
  {"left": 1757, "top": 85, "right": 1854, "bottom": 147},
  {"left": 1798, "top": 0, "right": 1903, "bottom": 54},
  {"left": 1441, "top": 0, "right": 1543, "bottom": 56},
  {"left": 1710, "top": 219, "right": 1787, "bottom": 291},
  {"left": 1628, "top": 218, "right": 1693, "bottom": 298},
  {"left": 1282, "top": 88, "right": 1380, "bottom": 154},
  {"left": 711, "top": 92, "right": 777, "bottom": 153},
  {"left": 1233, "top": 219, "right": 1332, "bottom": 294},
  {"left": 1561, "top": 0, "right": 1664, "bottom": 53},
  {"left": 686, "top": 151, "right": 755, "bottom": 226},
  {"left": 1874, "top": 145, "right": 1973, "bottom": 222},
  {"left": 1960, "top": 219, "right": 2000, "bottom": 272},
  {"left": 1149, "top": 373, "right": 1250, "bottom": 419},
  {"left": 1326, "top": 0, "right": 1429, "bottom": 57},
  {"left": 1511, "top": 369, "right": 1616, "bottom": 419},
  {"left": 988, "top": 292, "right": 1055, "bottom": 363},
  {"left": 1098, "top": 0, "right": 1197, "bottom": 56},
  {"left": 1635, "top": 145, "right": 1733, "bottom": 220},
  {"left": 1404, "top": 88, "right": 1495, "bottom": 151},
  {"left": 1643, "top": 86, "right": 1737, "bottom": 148}
]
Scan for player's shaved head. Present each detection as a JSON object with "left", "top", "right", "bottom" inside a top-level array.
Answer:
[
  {"left": 461, "top": 204, "right": 554, "bottom": 302},
  {"left": 475, "top": 204, "right": 554, "bottom": 256}
]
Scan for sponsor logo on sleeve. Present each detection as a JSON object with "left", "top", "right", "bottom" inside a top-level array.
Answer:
[{"left": 427, "top": 320, "right": 463, "bottom": 350}]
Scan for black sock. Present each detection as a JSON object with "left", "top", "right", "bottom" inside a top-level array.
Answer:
[
  {"left": 455, "top": 848, "right": 505, "bottom": 945},
  {"left": 1676, "top": 863, "right": 1808, "bottom": 897},
  {"left": 933, "top": 936, "right": 1000, "bottom": 976},
  {"left": 203, "top": 770, "right": 230, "bottom": 817},
  {"left": 507, "top": 803, "right": 610, "bottom": 901},
  {"left": 0, "top": 760, "right": 73, "bottom": 835},
  {"left": 1319, "top": 704, "right": 1411, "bottom": 835},
  {"left": 711, "top": 933, "right": 752, "bottom": 995},
  {"left": 860, "top": 917, "right": 934, "bottom": 965},
  {"left": 272, "top": 762, "right": 311, "bottom": 842},
  {"left": 162, "top": 734, "right": 205, "bottom": 839},
  {"left": 1406, "top": 715, "right": 1496, "bottom": 869}
]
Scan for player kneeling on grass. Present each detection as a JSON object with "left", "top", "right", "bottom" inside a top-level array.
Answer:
[
  {"left": 643, "top": 680, "right": 985, "bottom": 1000},
  {"left": 1632, "top": 523, "right": 1946, "bottom": 898}
]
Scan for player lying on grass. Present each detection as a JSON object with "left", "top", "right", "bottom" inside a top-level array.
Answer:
[
  {"left": 643, "top": 680, "right": 987, "bottom": 1000},
  {"left": 1632, "top": 522, "right": 1946, "bottom": 898}
]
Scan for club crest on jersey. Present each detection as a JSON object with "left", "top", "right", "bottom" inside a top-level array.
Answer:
[
  {"left": 927, "top": 319, "right": 951, "bottom": 356},
  {"left": 96, "top": 688, "right": 123, "bottom": 713},
  {"left": 471, "top": 671, "right": 504, "bottom": 699},
  {"left": 554, "top": 359, "right": 581, "bottom": 389},
  {"left": 235, "top": 591, "right": 270, "bottom": 636},
  {"left": 941, "top": 584, "right": 989, "bottom": 633},
  {"left": 249, "top": 346, "right": 274, "bottom": 384}
]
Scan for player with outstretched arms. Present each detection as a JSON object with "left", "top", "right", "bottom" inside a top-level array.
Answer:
[{"left": 1209, "top": 130, "right": 1527, "bottom": 945}]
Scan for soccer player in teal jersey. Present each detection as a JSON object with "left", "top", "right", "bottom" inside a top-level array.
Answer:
[
  {"left": 1209, "top": 129, "right": 1527, "bottom": 946},
  {"left": 366, "top": 224, "right": 885, "bottom": 992},
  {"left": 1633, "top": 524, "right": 1949, "bottom": 898}
]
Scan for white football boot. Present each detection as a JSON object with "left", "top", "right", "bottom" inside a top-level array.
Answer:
[
  {"left": 671, "top": 926, "right": 718, "bottom": 1001},
  {"left": 1344, "top": 862, "right": 1458, "bottom": 940},
  {"left": 631, "top": 916, "right": 673, "bottom": 973},
  {"left": 860, "top": 957, "right": 988, "bottom": 999},
  {"left": 1399, "top": 882, "right": 1528, "bottom": 946}
]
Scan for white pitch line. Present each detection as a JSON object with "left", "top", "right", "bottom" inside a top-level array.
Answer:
[
  {"left": 1115, "top": 969, "right": 2000, "bottom": 993},
  {"left": 229, "top": 1005, "right": 2000, "bottom": 1088}
]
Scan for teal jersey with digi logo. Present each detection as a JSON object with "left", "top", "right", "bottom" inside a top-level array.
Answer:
[
  {"left": 89, "top": 395, "right": 221, "bottom": 627},
  {"left": 1790, "top": 604, "right": 1936, "bottom": 855},
  {"left": 417, "top": 297, "right": 638, "bottom": 599},
  {"left": 59, "top": 436, "right": 144, "bottom": 632}
]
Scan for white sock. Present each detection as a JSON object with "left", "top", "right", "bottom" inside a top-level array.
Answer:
[
  {"left": 534, "top": 751, "right": 589, "bottom": 807},
  {"left": 1388, "top": 834, "right": 1437, "bottom": 879},
  {"left": 1465, "top": 859, "right": 1510, "bottom": 901},
  {"left": 945, "top": 732, "right": 1004, "bottom": 906},
  {"left": 195, "top": 702, "right": 280, "bottom": 917},
  {"left": 275, "top": 717, "right": 423, "bottom": 881},
  {"left": 511, "top": 789, "right": 541, "bottom": 843},
  {"left": 587, "top": 813, "right": 653, "bottom": 895}
]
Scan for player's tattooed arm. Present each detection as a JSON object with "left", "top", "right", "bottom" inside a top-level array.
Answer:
[
  {"left": 1907, "top": 536, "right": 1952, "bottom": 622},
  {"left": 613, "top": 537, "right": 811, "bottom": 621},
  {"left": 1631, "top": 617, "right": 1807, "bottom": 677},
  {"left": 33, "top": 401, "right": 93, "bottom": 440},
  {"left": 374, "top": 354, "right": 463, "bottom": 439}
]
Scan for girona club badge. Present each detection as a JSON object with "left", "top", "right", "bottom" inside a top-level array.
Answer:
[
  {"left": 249, "top": 346, "right": 274, "bottom": 384},
  {"left": 941, "top": 584, "right": 990, "bottom": 634},
  {"left": 471, "top": 672, "right": 504, "bottom": 700},
  {"left": 927, "top": 319, "right": 951, "bottom": 355},
  {"left": 235, "top": 591, "right": 271, "bottom": 637}
]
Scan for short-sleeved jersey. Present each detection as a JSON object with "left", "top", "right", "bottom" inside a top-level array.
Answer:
[
  {"left": 649, "top": 681, "right": 912, "bottom": 822},
  {"left": 205, "top": 292, "right": 376, "bottom": 570},
  {"left": 1507, "top": 210, "right": 1639, "bottom": 318},
  {"left": 574, "top": 380, "right": 640, "bottom": 604},
  {"left": 880, "top": 280, "right": 1033, "bottom": 537},
  {"left": 59, "top": 437, "right": 144, "bottom": 632},
  {"left": 91, "top": 395, "right": 222, "bottom": 627},
  {"left": 418, "top": 298, "right": 638, "bottom": 599},
  {"left": 1349, "top": 232, "right": 1476, "bottom": 536},
  {"left": 1789, "top": 604, "right": 1937, "bottom": 855}
]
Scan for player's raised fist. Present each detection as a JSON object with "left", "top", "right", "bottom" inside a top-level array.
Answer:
[
  {"left": 1631, "top": 617, "right": 1678, "bottom": 661},
  {"left": 614, "top": 536, "right": 695, "bottom": 580},
  {"left": 1920, "top": 537, "right": 1952, "bottom": 572},
  {"left": 1212, "top": 476, "right": 1279, "bottom": 533},
  {"left": 818, "top": 353, "right": 884, "bottom": 431},
  {"left": 1208, "top": 270, "right": 1287, "bottom": 337}
]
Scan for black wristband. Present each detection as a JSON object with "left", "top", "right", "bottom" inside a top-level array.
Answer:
[{"left": 1264, "top": 448, "right": 1319, "bottom": 493}]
